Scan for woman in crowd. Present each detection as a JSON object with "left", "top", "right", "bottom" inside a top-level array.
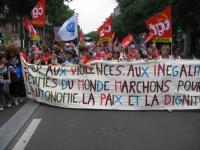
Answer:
[
  {"left": 111, "top": 50, "right": 120, "bottom": 61},
  {"left": 134, "top": 49, "right": 143, "bottom": 60},
  {"left": 151, "top": 44, "right": 160, "bottom": 58},
  {"left": 30, "top": 51, "right": 45, "bottom": 65},
  {"left": 0, "top": 52, "right": 13, "bottom": 111},
  {"left": 146, "top": 47, "right": 154, "bottom": 60},
  {"left": 7, "top": 46, "right": 26, "bottom": 104},
  {"left": 42, "top": 48, "right": 51, "bottom": 65},
  {"left": 172, "top": 47, "right": 181, "bottom": 60},
  {"left": 103, "top": 47, "right": 112, "bottom": 60},
  {"left": 48, "top": 50, "right": 63, "bottom": 65},
  {"left": 160, "top": 45, "right": 171, "bottom": 59}
]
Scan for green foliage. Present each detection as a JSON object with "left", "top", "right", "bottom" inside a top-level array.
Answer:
[
  {"left": 46, "top": 0, "right": 74, "bottom": 26},
  {"left": 2, "top": 0, "right": 38, "bottom": 16},
  {"left": 85, "top": 31, "right": 99, "bottom": 41}
]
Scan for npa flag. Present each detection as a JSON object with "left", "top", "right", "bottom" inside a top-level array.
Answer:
[
  {"left": 122, "top": 33, "right": 133, "bottom": 48},
  {"left": 32, "top": 0, "right": 45, "bottom": 27},
  {"left": 98, "top": 16, "right": 113, "bottom": 42},
  {"left": 58, "top": 14, "right": 78, "bottom": 41},
  {"left": 24, "top": 17, "right": 37, "bottom": 36},
  {"left": 143, "top": 31, "right": 154, "bottom": 45},
  {"left": 145, "top": 6, "right": 172, "bottom": 42}
]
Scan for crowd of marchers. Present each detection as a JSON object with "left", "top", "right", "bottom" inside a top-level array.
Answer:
[{"left": 0, "top": 42, "right": 182, "bottom": 111}]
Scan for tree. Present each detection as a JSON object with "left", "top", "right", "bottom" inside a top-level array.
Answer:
[
  {"left": 46, "top": 0, "right": 74, "bottom": 26},
  {"left": 3, "top": 0, "right": 38, "bottom": 16},
  {"left": 85, "top": 31, "right": 99, "bottom": 41},
  {"left": 113, "top": 0, "right": 200, "bottom": 55}
]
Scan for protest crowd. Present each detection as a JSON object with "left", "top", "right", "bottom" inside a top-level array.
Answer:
[
  {"left": 0, "top": 5, "right": 188, "bottom": 112},
  {"left": 0, "top": 41, "right": 182, "bottom": 111}
]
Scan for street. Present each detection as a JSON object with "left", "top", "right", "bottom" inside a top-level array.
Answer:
[{"left": 4, "top": 101, "right": 200, "bottom": 150}]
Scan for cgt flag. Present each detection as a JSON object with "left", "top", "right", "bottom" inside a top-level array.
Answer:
[
  {"left": 24, "top": 17, "right": 37, "bottom": 36},
  {"left": 145, "top": 6, "right": 172, "bottom": 42},
  {"left": 32, "top": 0, "right": 45, "bottom": 28},
  {"left": 122, "top": 33, "right": 133, "bottom": 48},
  {"left": 98, "top": 16, "right": 113, "bottom": 42},
  {"left": 58, "top": 14, "right": 78, "bottom": 41}
]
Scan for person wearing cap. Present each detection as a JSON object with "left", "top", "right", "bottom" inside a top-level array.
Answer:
[
  {"left": 30, "top": 51, "right": 45, "bottom": 65},
  {"left": 48, "top": 50, "right": 63, "bottom": 65}
]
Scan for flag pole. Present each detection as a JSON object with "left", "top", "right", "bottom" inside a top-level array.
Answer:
[
  {"left": 43, "top": 26, "right": 45, "bottom": 45},
  {"left": 76, "top": 13, "right": 81, "bottom": 59}
]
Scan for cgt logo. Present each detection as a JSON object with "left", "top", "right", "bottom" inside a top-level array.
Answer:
[
  {"left": 32, "top": 7, "right": 44, "bottom": 18},
  {"left": 149, "top": 19, "right": 170, "bottom": 36},
  {"left": 100, "top": 25, "right": 111, "bottom": 37}
]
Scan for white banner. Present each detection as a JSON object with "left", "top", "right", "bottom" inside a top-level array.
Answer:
[{"left": 21, "top": 58, "right": 200, "bottom": 110}]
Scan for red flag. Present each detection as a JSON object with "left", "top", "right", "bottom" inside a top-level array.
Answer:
[
  {"left": 108, "top": 32, "right": 115, "bottom": 46},
  {"left": 32, "top": 0, "right": 45, "bottom": 28},
  {"left": 143, "top": 31, "right": 154, "bottom": 45},
  {"left": 79, "top": 28, "right": 85, "bottom": 43},
  {"left": 98, "top": 16, "right": 113, "bottom": 40},
  {"left": 24, "top": 17, "right": 37, "bottom": 36},
  {"left": 122, "top": 33, "right": 133, "bottom": 48},
  {"left": 145, "top": 6, "right": 172, "bottom": 42}
]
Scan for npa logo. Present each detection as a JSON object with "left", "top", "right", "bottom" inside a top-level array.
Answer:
[
  {"left": 149, "top": 19, "right": 170, "bottom": 36},
  {"left": 66, "top": 21, "right": 75, "bottom": 36}
]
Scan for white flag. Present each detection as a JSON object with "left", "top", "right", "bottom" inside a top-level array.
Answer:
[{"left": 58, "top": 14, "right": 78, "bottom": 41}]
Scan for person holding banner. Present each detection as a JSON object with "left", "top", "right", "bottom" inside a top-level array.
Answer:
[
  {"left": 151, "top": 44, "right": 160, "bottom": 59},
  {"left": 111, "top": 50, "right": 120, "bottom": 61},
  {"left": 146, "top": 47, "right": 154, "bottom": 60},
  {"left": 160, "top": 45, "right": 171, "bottom": 59},
  {"left": 103, "top": 47, "right": 112, "bottom": 60},
  {"left": 172, "top": 47, "right": 181, "bottom": 60},
  {"left": 48, "top": 51, "right": 63, "bottom": 66}
]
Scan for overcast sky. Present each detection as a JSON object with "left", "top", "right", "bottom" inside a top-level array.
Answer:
[{"left": 66, "top": 0, "right": 117, "bottom": 34}]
